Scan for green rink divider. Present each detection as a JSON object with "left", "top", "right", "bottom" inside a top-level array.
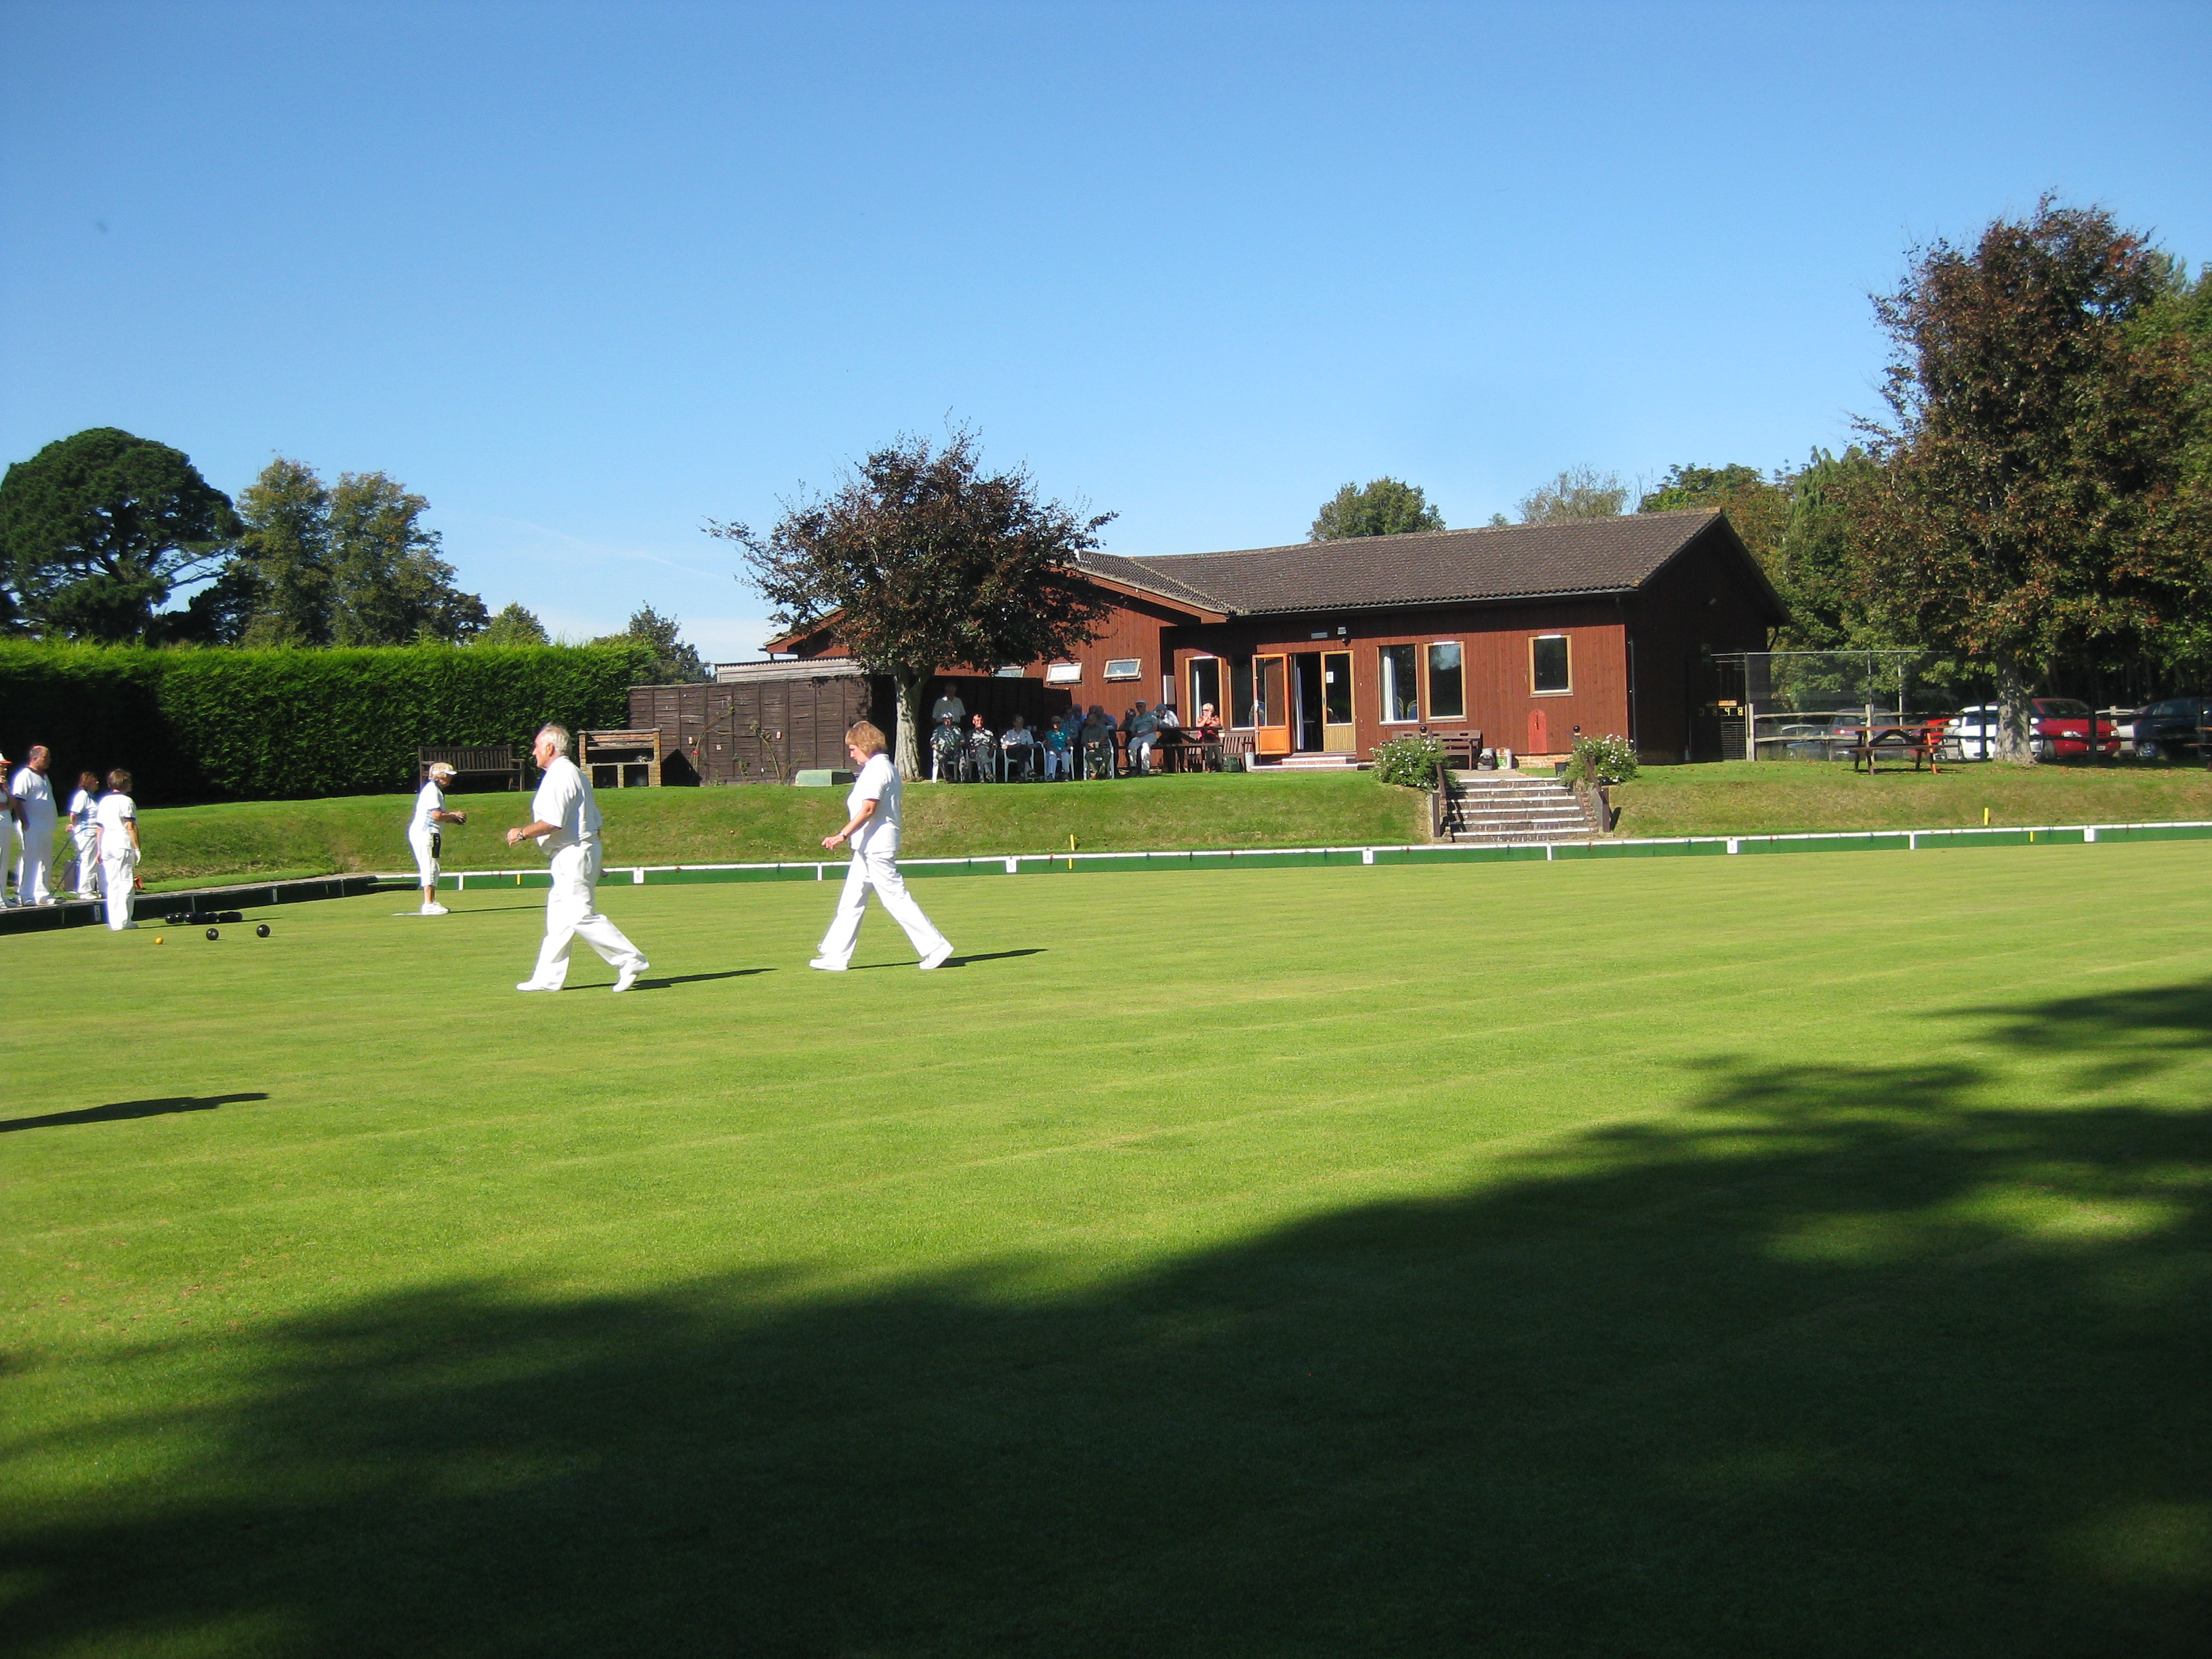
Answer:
[{"left": 431, "top": 817, "right": 2212, "bottom": 895}]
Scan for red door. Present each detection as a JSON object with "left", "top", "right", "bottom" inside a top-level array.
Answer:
[{"left": 1526, "top": 708, "right": 1547, "bottom": 755}]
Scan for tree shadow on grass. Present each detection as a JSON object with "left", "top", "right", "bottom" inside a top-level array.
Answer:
[
  {"left": 5, "top": 994, "right": 2208, "bottom": 1656},
  {"left": 0, "top": 1092, "right": 269, "bottom": 1134}
]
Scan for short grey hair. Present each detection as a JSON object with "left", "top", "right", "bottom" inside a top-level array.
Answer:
[{"left": 536, "top": 724, "right": 571, "bottom": 756}]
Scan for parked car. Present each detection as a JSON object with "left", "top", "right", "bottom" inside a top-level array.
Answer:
[
  {"left": 1943, "top": 699, "right": 2123, "bottom": 760},
  {"left": 2129, "top": 696, "right": 2212, "bottom": 761}
]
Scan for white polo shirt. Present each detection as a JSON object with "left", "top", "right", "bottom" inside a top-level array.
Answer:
[
  {"left": 530, "top": 756, "right": 600, "bottom": 852},
  {"left": 9, "top": 767, "right": 56, "bottom": 838},
  {"left": 409, "top": 781, "right": 445, "bottom": 838},
  {"left": 846, "top": 753, "right": 901, "bottom": 855},
  {"left": 94, "top": 792, "right": 136, "bottom": 859}
]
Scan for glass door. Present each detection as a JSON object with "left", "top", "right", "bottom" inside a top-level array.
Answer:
[
  {"left": 1252, "top": 654, "right": 1291, "bottom": 755},
  {"left": 1322, "top": 651, "right": 1355, "bottom": 752}
]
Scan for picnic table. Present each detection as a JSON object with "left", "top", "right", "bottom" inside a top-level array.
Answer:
[{"left": 1847, "top": 720, "right": 1946, "bottom": 774}]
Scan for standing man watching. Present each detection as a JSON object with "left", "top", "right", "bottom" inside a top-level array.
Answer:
[
  {"left": 506, "top": 724, "right": 650, "bottom": 994},
  {"left": 929, "top": 682, "right": 966, "bottom": 729},
  {"left": 409, "top": 760, "right": 467, "bottom": 916},
  {"left": 9, "top": 745, "right": 58, "bottom": 907}
]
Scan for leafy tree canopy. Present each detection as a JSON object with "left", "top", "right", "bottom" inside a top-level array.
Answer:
[
  {"left": 0, "top": 427, "right": 240, "bottom": 642},
  {"left": 209, "top": 458, "right": 487, "bottom": 647},
  {"left": 1517, "top": 465, "right": 1628, "bottom": 523},
  {"left": 476, "top": 602, "right": 551, "bottom": 647},
  {"left": 1855, "top": 196, "right": 2211, "bottom": 756},
  {"left": 711, "top": 428, "right": 1115, "bottom": 776},
  {"left": 1309, "top": 477, "right": 1445, "bottom": 541},
  {"left": 594, "top": 605, "right": 708, "bottom": 683}
]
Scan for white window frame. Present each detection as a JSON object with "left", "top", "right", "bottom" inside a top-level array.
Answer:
[
  {"left": 1103, "top": 657, "right": 1142, "bottom": 682},
  {"left": 1379, "top": 644, "right": 1420, "bottom": 724},
  {"left": 1046, "top": 661, "right": 1083, "bottom": 684},
  {"left": 1425, "top": 640, "right": 1467, "bottom": 722},
  {"left": 1530, "top": 634, "right": 1572, "bottom": 696}
]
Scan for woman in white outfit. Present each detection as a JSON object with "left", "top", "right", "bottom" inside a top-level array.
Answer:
[
  {"left": 93, "top": 769, "right": 141, "bottom": 930},
  {"left": 67, "top": 771, "right": 103, "bottom": 899},
  {"left": 409, "top": 762, "right": 468, "bottom": 914},
  {"left": 811, "top": 721, "right": 954, "bottom": 972}
]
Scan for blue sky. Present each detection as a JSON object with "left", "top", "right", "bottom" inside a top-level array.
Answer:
[{"left": 4, "top": 1, "right": 2207, "bottom": 659}]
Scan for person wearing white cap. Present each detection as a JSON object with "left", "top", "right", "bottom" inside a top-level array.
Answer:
[
  {"left": 506, "top": 724, "right": 650, "bottom": 993},
  {"left": 8, "top": 745, "right": 58, "bottom": 907},
  {"left": 409, "top": 761, "right": 468, "bottom": 915},
  {"left": 811, "top": 720, "right": 954, "bottom": 972}
]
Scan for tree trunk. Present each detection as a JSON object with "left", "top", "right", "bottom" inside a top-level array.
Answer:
[
  {"left": 1994, "top": 655, "right": 2038, "bottom": 764},
  {"left": 893, "top": 668, "right": 933, "bottom": 781}
]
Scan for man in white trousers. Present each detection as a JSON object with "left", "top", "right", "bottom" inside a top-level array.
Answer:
[
  {"left": 506, "top": 724, "right": 650, "bottom": 994},
  {"left": 9, "top": 745, "right": 59, "bottom": 907},
  {"left": 811, "top": 720, "right": 954, "bottom": 972}
]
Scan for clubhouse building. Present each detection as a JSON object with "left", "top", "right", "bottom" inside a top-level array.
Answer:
[{"left": 634, "top": 510, "right": 1782, "bottom": 780}]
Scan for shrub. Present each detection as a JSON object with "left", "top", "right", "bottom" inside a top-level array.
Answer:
[
  {"left": 0, "top": 640, "right": 651, "bottom": 803},
  {"left": 1372, "top": 731, "right": 1446, "bottom": 789},
  {"left": 1572, "top": 731, "right": 1639, "bottom": 783}
]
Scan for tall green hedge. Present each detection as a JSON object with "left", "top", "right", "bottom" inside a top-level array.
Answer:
[{"left": 0, "top": 641, "right": 650, "bottom": 802}]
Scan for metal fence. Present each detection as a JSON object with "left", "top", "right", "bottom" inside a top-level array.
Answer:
[{"left": 1709, "top": 650, "right": 1949, "bottom": 761}]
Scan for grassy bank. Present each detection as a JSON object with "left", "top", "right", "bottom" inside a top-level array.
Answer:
[
  {"left": 129, "top": 771, "right": 1430, "bottom": 884},
  {"left": 1609, "top": 757, "right": 2212, "bottom": 838}
]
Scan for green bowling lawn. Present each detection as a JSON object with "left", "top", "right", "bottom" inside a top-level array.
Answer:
[{"left": 4, "top": 844, "right": 2208, "bottom": 1656}]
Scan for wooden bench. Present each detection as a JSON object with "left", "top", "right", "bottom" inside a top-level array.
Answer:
[
  {"left": 580, "top": 729, "right": 663, "bottom": 787},
  {"left": 418, "top": 745, "right": 525, "bottom": 791},
  {"left": 1848, "top": 721, "right": 1946, "bottom": 774},
  {"left": 1436, "top": 731, "right": 1486, "bottom": 773}
]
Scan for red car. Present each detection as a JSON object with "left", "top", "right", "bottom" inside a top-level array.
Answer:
[{"left": 1944, "top": 699, "right": 2123, "bottom": 759}]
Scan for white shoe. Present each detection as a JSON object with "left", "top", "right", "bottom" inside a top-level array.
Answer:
[
  {"left": 118, "top": 921, "right": 140, "bottom": 930},
  {"left": 808, "top": 957, "right": 847, "bottom": 971},
  {"left": 420, "top": 903, "right": 449, "bottom": 916},
  {"left": 611, "top": 962, "right": 648, "bottom": 993},
  {"left": 918, "top": 943, "right": 955, "bottom": 970},
  {"left": 515, "top": 979, "right": 560, "bottom": 992}
]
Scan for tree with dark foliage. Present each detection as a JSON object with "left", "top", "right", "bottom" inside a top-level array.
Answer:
[
  {"left": 1856, "top": 199, "right": 2210, "bottom": 760},
  {"left": 0, "top": 428, "right": 241, "bottom": 641},
  {"left": 595, "top": 605, "right": 708, "bottom": 683},
  {"left": 712, "top": 430, "right": 1114, "bottom": 777}
]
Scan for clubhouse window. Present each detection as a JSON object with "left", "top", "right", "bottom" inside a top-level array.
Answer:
[
  {"left": 1231, "top": 657, "right": 1256, "bottom": 728},
  {"left": 1189, "top": 656, "right": 1221, "bottom": 722},
  {"left": 1532, "top": 634, "right": 1571, "bottom": 695},
  {"left": 1426, "top": 642, "right": 1465, "bottom": 721},
  {"left": 1380, "top": 644, "right": 1419, "bottom": 722}
]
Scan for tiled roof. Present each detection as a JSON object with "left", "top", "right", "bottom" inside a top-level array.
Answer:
[{"left": 1080, "top": 510, "right": 1771, "bottom": 617}]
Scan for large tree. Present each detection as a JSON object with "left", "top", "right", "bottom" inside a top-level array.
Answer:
[
  {"left": 0, "top": 427, "right": 240, "bottom": 641},
  {"left": 594, "top": 605, "right": 709, "bottom": 683},
  {"left": 1310, "top": 477, "right": 1445, "bottom": 540},
  {"left": 1517, "top": 465, "right": 1628, "bottom": 523},
  {"left": 327, "top": 470, "right": 487, "bottom": 644},
  {"left": 230, "top": 456, "right": 335, "bottom": 646},
  {"left": 712, "top": 430, "right": 1115, "bottom": 777},
  {"left": 474, "top": 602, "right": 551, "bottom": 647},
  {"left": 1856, "top": 198, "right": 2210, "bottom": 759}
]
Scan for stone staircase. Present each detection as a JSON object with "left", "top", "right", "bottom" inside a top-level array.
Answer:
[
  {"left": 1267, "top": 753, "right": 1366, "bottom": 771},
  {"left": 1441, "top": 772, "right": 1603, "bottom": 844}
]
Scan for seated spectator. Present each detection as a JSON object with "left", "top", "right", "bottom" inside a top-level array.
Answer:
[
  {"left": 1080, "top": 705, "right": 1117, "bottom": 778},
  {"left": 1123, "top": 701, "right": 1162, "bottom": 774},
  {"left": 1000, "top": 716, "right": 1036, "bottom": 779},
  {"left": 964, "top": 712, "right": 997, "bottom": 781},
  {"left": 1041, "top": 715, "right": 1073, "bottom": 781},
  {"left": 929, "top": 713, "right": 964, "bottom": 780},
  {"left": 1156, "top": 703, "right": 1181, "bottom": 729}
]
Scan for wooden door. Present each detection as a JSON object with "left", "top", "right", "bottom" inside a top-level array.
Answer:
[
  {"left": 1526, "top": 707, "right": 1548, "bottom": 756},
  {"left": 1321, "top": 651, "right": 1355, "bottom": 752},
  {"left": 1253, "top": 655, "right": 1292, "bottom": 755}
]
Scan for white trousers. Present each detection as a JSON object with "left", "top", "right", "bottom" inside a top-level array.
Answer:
[
  {"left": 530, "top": 841, "right": 647, "bottom": 987},
  {"left": 101, "top": 852, "right": 138, "bottom": 930},
  {"left": 816, "top": 839, "right": 950, "bottom": 966},
  {"left": 71, "top": 824, "right": 102, "bottom": 897},
  {"left": 410, "top": 828, "right": 440, "bottom": 887},
  {"left": 0, "top": 817, "right": 16, "bottom": 900},
  {"left": 1044, "top": 749, "right": 1071, "bottom": 780},
  {"left": 15, "top": 827, "right": 54, "bottom": 905}
]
